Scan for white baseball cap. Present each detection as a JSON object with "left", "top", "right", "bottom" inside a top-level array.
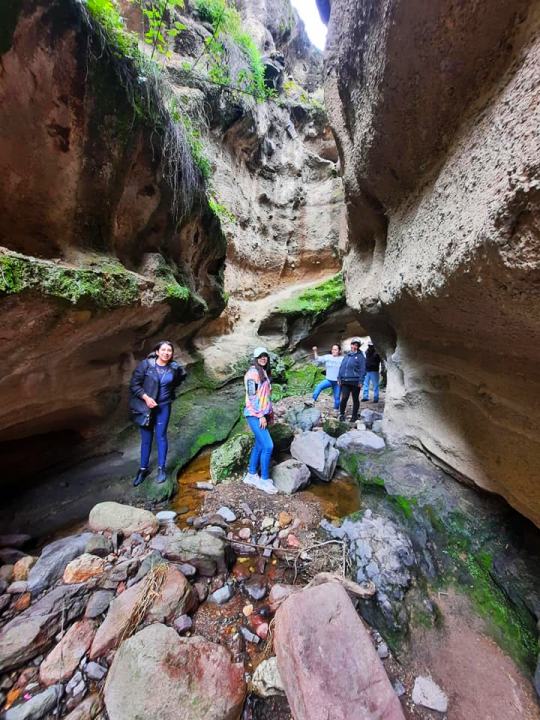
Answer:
[{"left": 253, "top": 346, "right": 269, "bottom": 358}]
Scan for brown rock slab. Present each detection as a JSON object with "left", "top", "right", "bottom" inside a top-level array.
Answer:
[
  {"left": 274, "top": 582, "right": 405, "bottom": 720},
  {"left": 104, "top": 624, "right": 246, "bottom": 720},
  {"left": 89, "top": 502, "right": 158, "bottom": 537},
  {"left": 0, "top": 584, "right": 89, "bottom": 673},
  {"left": 89, "top": 583, "right": 142, "bottom": 660},
  {"left": 63, "top": 554, "right": 106, "bottom": 584},
  {"left": 40, "top": 619, "right": 96, "bottom": 686}
]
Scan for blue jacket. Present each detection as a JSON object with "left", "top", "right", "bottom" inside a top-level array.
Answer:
[{"left": 338, "top": 351, "right": 366, "bottom": 384}]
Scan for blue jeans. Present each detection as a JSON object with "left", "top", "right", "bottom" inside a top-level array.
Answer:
[
  {"left": 140, "top": 403, "right": 171, "bottom": 469},
  {"left": 246, "top": 415, "right": 274, "bottom": 480},
  {"left": 313, "top": 378, "right": 340, "bottom": 409},
  {"left": 362, "top": 371, "right": 379, "bottom": 402}
]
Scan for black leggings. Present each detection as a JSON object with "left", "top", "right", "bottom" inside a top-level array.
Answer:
[{"left": 339, "top": 383, "right": 360, "bottom": 419}]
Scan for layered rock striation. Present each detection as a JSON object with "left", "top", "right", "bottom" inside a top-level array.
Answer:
[{"left": 323, "top": 0, "right": 540, "bottom": 524}]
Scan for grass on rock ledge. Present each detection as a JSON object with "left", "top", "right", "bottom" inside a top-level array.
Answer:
[
  {"left": 275, "top": 273, "right": 345, "bottom": 318},
  {"left": 0, "top": 250, "right": 193, "bottom": 310}
]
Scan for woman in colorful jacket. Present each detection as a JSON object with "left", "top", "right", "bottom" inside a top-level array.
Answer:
[
  {"left": 129, "top": 340, "right": 186, "bottom": 487},
  {"left": 242, "top": 347, "right": 278, "bottom": 495}
]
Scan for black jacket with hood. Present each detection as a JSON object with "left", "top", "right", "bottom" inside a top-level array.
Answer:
[{"left": 129, "top": 357, "right": 186, "bottom": 425}]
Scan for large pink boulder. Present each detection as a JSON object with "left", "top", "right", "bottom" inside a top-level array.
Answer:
[
  {"left": 104, "top": 624, "right": 245, "bottom": 720},
  {"left": 274, "top": 582, "right": 405, "bottom": 720}
]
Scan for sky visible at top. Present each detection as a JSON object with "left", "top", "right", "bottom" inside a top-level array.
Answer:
[{"left": 290, "top": 0, "right": 327, "bottom": 50}]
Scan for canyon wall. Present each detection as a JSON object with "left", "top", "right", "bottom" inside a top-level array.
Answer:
[
  {"left": 0, "top": 0, "right": 343, "bottom": 490},
  {"left": 323, "top": 0, "right": 540, "bottom": 524}
]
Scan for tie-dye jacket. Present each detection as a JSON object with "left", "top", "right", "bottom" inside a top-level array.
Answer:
[{"left": 243, "top": 366, "right": 272, "bottom": 418}]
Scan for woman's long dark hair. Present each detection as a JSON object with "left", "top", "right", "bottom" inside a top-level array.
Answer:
[
  {"left": 252, "top": 356, "right": 271, "bottom": 383},
  {"left": 147, "top": 340, "right": 174, "bottom": 360}
]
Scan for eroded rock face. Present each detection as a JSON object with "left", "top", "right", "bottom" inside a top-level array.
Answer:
[{"left": 324, "top": 0, "right": 540, "bottom": 524}]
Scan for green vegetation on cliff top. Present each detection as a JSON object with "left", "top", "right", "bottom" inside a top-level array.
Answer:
[{"left": 276, "top": 273, "right": 345, "bottom": 318}]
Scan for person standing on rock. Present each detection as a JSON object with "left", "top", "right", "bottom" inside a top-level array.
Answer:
[
  {"left": 311, "top": 344, "right": 343, "bottom": 411},
  {"left": 362, "top": 341, "right": 381, "bottom": 403},
  {"left": 129, "top": 340, "right": 186, "bottom": 487},
  {"left": 242, "top": 347, "right": 278, "bottom": 495},
  {"left": 338, "top": 339, "right": 366, "bottom": 423}
]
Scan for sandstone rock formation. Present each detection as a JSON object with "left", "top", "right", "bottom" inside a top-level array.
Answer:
[
  {"left": 323, "top": 0, "right": 540, "bottom": 524},
  {"left": 0, "top": 0, "right": 344, "bottom": 511}
]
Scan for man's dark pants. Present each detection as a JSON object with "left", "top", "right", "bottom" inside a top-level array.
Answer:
[{"left": 339, "top": 382, "right": 360, "bottom": 420}]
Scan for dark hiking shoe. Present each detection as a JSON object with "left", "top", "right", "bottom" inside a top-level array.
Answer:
[
  {"left": 156, "top": 467, "right": 168, "bottom": 484},
  {"left": 350, "top": 417, "right": 358, "bottom": 423},
  {"left": 133, "top": 468, "right": 149, "bottom": 487},
  {"left": 339, "top": 415, "right": 345, "bottom": 422}
]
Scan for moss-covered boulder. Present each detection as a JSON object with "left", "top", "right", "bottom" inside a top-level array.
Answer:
[
  {"left": 269, "top": 423, "right": 294, "bottom": 453},
  {"left": 322, "top": 417, "right": 350, "bottom": 438},
  {"left": 210, "top": 433, "right": 254, "bottom": 484}
]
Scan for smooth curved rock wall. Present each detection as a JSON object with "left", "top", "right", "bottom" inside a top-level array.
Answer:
[{"left": 323, "top": 0, "right": 540, "bottom": 524}]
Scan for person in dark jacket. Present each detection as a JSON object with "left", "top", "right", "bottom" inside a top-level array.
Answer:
[
  {"left": 362, "top": 341, "right": 381, "bottom": 403},
  {"left": 129, "top": 340, "right": 186, "bottom": 486},
  {"left": 338, "top": 339, "right": 366, "bottom": 422}
]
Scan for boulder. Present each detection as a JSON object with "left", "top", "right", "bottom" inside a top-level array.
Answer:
[
  {"left": 210, "top": 434, "right": 253, "bottom": 484},
  {"left": 274, "top": 583, "right": 405, "bottom": 720},
  {"left": 84, "top": 534, "right": 113, "bottom": 558},
  {"left": 268, "top": 423, "right": 294, "bottom": 452},
  {"left": 90, "top": 565, "right": 196, "bottom": 658},
  {"left": 27, "top": 534, "right": 93, "bottom": 597},
  {"left": 3, "top": 684, "right": 63, "bottom": 720},
  {"left": 290, "top": 431, "right": 339, "bottom": 481},
  {"left": 89, "top": 502, "right": 158, "bottom": 537},
  {"left": 145, "top": 566, "right": 198, "bottom": 623},
  {"left": 13, "top": 556, "right": 36, "bottom": 582},
  {"left": 162, "top": 531, "right": 227, "bottom": 574},
  {"left": 272, "top": 459, "right": 311, "bottom": 494},
  {"left": 0, "top": 584, "right": 89, "bottom": 673},
  {"left": 322, "top": 417, "right": 350, "bottom": 438},
  {"left": 39, "top": 619, "right": 96, "bottom": 686},
  {"left": 104, "top": 624, "right": 246, "bottom": 720},
  {"left": 268, "top": 584, "right": 301, "bottom": 613},
  {"left": 63, "top": 554, "right": 106, "bottom": 584},
  {"left": 284, "top": 405, "right": 321, "bottom": 431},
  {"left": 89, "top": 583, "right": 143, "bottom": 660},
  {"left": 335, "top": 429, "right": 386, "bottom": 454},
  {"left": 412, "top": 676, "right": 448, "bottom": 713},
  {"left": 62, "top": 693, "right": 103, "bottom": 720},
  {"left": 84, "top": 590, "right": 114, "bottom": 619},
  {"left": 251, "top": 656, "right": 285, "bottom": 698}
]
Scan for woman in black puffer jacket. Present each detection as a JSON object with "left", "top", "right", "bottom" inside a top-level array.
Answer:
[{"left": 129, "top": 340, "right": 186, "bottom": 487}]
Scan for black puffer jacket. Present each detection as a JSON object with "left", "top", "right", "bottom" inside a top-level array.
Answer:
[
  {"left": 129, "top": 357, "right": 186, "bottom": 424},
  {"left": 365, "top": 347, "right": 381, "bottom": 372}
]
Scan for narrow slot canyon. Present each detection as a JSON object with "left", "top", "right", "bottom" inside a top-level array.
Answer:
[{"left": 0, "top": 0, "right": 539, "bottom": 718}]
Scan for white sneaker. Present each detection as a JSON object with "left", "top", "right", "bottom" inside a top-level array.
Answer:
[
  {"left": 242, "top": 473, "right": 278, "bottom": 494},
  {"left": 243, "top": 472, "right": 261, "bottom": 488},
  {"left": 258, "top": 478, "right": 279, "bottom": 495}
]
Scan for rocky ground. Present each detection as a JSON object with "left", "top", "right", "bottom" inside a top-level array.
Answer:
[{"left": 1, "top": 390, "right": 539, "bottom": 720}]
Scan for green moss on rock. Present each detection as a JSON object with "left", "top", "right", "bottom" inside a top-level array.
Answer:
[
  {"left": 0, "top": 251, "right": 142, "bottom": 308},
  {"left": 276, "top": 274, "right": 345, "bottom": 318},
  {"left": 210, "top": 433, "right": 253, "bottom": 484}
]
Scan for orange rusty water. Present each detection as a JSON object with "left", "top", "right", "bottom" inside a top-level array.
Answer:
[
  {"left": 172, "top": 450, "right": 212, "bottom": 528},
  {"left": 303, "top": 471, "right": 361, "bottom": 522}
]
